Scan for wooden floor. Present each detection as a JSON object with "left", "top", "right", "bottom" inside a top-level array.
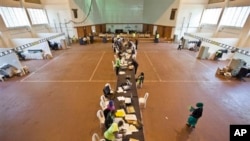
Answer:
[{"left": 1, "top": 41, "right": 250, "bottom": 141}]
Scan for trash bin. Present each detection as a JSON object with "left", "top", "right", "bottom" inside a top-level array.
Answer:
[{"left": 173, "top": 34, "right": 178, "bottom": 43}]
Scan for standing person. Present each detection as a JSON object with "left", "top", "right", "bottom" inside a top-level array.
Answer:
[
  {"left": 135, "top": 38, "right": 138, "bottom": 50},
  {"left": 186, "top": 102, "right": 204, "bottom": 128},
  {"left": 115, "top": 55, "right": 121, "bottom": 76},
  {"left": 104, "top": 120, "right": 124, "bottom": 141},
  {"left": 131, "top": 58, "right": 139, "bottom": 74},
  {"left": 136, "top": 72, "right": 144, "bottom": 88},
  {"left": 154, "top": 32, "right": 160, "bottom": 43},
  {"left": 89, "top": 33, "right": 94, "bottom": 44},
  {"left": 177, "top": 38, "right": 183, "bottom": 50}
]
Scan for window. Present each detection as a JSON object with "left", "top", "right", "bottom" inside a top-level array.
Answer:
[
  {"left": 200, "top": 8, "right": 222, "bottom": 25},
  {"left": 220, "top": 6, "right": 250, "bottom": 27},
  {"left": 0, "top": 6, "right": 30, "bottom": 28},
  {"left": 170, "top": 9, "right": 177, "bottom": 20},
  {"left": 27, "top": 8, "right": 49, "bottom": 25}
]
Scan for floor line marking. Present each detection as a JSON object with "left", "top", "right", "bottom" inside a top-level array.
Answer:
[
  {"left": 184, "top": 52, "right": 215, "bottom": 71},
  {"left": 89, "top": 52, "right": 105, "bottom": 81},
  {"left": 20, "top": 52, "right": 64, "bottom": 82},
  {"left": 144, "top": 51, "right": 162, "bottom": 81},
  {"left": 20, "top": 80, "right": 117, "bottom": 83},
  {"left": 20, "top": 80, "right": 230, "bottom": 83}
]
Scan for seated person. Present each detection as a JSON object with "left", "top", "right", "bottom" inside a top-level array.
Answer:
[
  {"left": 104, "top": 110, "right": 116, "bottom": 129},
  {"left": 103, "top": 100, "right": 116, "bottom": 118},
  {"left": 236, "top": 67, "right": 250, "bottom": 81},
  {"left": 103, "top": 83, "right": 114, "bottom": 99}
]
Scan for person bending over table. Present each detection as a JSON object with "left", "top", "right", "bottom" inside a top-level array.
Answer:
[
  {"left": 104, "top": 100, "right": 116, "bottom": 118},
  {"left": 131, "top": 58, "right": 139, "bottom": 74},
  {"left": 104, "top": 120, "right": 124, "bottom": 141}
]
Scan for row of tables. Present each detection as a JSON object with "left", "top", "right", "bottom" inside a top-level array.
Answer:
[{"left": 111, "top": 48, "right": 145, "bottom": 141}]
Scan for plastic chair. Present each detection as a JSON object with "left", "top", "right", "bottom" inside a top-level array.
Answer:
[
  {"left": 100, "top": 100, "right": 107, "bottom": 110},
  {"left": 100, "top": 95, "right": 109, "bottom": 106},
  {"left": 100, "top": 95, "right": 108, "bottom": 102},
  {"left": 139, "top": 92, "right": 149, "bottom": 108},
  {"left": 92, "top": 133, "right": 105, "bottom": 141},
  {"left": 96, "top": 110, "right": 105, "bottom": 129}
]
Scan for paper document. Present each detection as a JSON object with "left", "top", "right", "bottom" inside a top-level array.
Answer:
[
  {"left": 125, "top": 114, "right": 137, "bottom": 121},
  {"left": 116, "top": 109, "right": 126, "bottom": 117},
  {"left": 129, "top": 138, "right": 139, "bottom": 141},
  {"left": 129, "top": 125, "right": 138, "bottom": 132},
  {"left": 125, "top": 97, "right": 131, "bottom": 104},
  {"left": 126, "top": 106, "right": 135, "bottom": 114}
]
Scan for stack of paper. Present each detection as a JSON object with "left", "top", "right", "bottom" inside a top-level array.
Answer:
[
  {"left": 114, "top": 118, "right": 124, "bottom": 123},
  {"left": 129, "top": 125, "right": 138, "bottom": 132},
  {"left": 115, "top": 109, "right": 126, "bottom": 117},
  {"left": 117, "top": 87, "right": 123, "bottom": 93},
  {"left": 117, "top": 96, "right": 125, "bottom": 101},
  {"left": 125, "top": 114, "right": 137, "bottom": 121},
  {"left": 119, "top": 71, "right": 125, "bottom": 75},
  {"left": 126, "top": 106, "right": 135, "bottom": 114},
  {"left": 129, "top": 138, "right": 139, "bottom": 141},
  {"left": 125, "top": 97, "right": 131, "bottom": 104}
]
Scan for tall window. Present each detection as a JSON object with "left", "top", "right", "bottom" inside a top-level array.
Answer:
[
  {"left": 220, "top": 6, "right": 250, "bottom": 27},
  {"left": 0, "top": 7, "right": 30, "bottom": 28},
  {"left": 27, "top": 8, "right": 49, "bottom": 25},
  {"left": 200, "top": 8, "right": 222, "bottom": 25}
]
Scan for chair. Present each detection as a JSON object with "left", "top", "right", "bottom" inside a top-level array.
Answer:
[
  {"left": 100, "top": 95, "right": 109, "bottom": 106},
  {"left": 139, "top": 92, "right": 149, "bottom": 108},
  {"left": 100, "top": 100, "right": 107, "bottom": 110},
  {"left": 92, "top": 133, "right": 105, "bottom": 141},
  {"left": 96, "top": 110, "right": 105, "bottom": 129},
  {"left": 100, "top": 95, "right": 108, "bottom": 102}
]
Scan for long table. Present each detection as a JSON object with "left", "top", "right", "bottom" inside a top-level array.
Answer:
[{"left": 113, "top": 64, "right": 145, "bottom": 141}]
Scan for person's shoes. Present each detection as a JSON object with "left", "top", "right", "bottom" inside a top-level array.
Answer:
[{"left": 186, "top": 123, "right": 191, "bottom": 127}]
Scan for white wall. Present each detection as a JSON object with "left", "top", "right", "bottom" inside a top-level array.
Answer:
[
  {"left": 69, "top": 0, "right": 103, "bottom": 25},
  {"left": 200, "top": 0, "right": 250, "bottom": 46},
  {"left": 143, "top": 0, "right": 177, "bottom": 25},
  {"left": 174, "top": 0, "right": 208, "bottom": 39},
  {"left": 234, "top": 48, "right": 250, "bottom": 65},
  {"left": 0, "top": 48, "right": 23, "bottom": 70},
  {"left": 11, "top": 38, "right": 52, "bottom": 56},
  {"left": 185, "top": 33, "right": 250, "bottom": 62},
  {"left": 36, "top": 33, "right": 66, "bottom": 43},
  {"left": 32, "top": 25, "right": 51, "bottom": 33},
  {"left": 42, "top": 0, "right": 74, "bottom": 37}
]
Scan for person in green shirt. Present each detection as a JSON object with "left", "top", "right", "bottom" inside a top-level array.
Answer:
[
  {"left": 115, "top": 55, "right": 121, "bottom": 76},
  {"left": 104, "top": 120, "right": 124, "bottom": 141}
]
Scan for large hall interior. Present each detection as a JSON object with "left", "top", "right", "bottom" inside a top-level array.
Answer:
[{"left": 0, "top": 0, "right": 250, "bottom": 141}]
